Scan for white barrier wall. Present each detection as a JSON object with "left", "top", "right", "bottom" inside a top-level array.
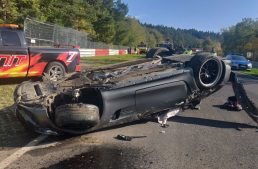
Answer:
[
  {"left": 109, "top": 49, "right": 119, "bottom": 55},
  {"left": 79, "top": 49, "right": 96, "bottom": 57},
  {"left": 79, "top": 48, "right": 128, "bottom": 57}
]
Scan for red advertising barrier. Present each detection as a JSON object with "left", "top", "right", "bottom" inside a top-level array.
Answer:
[
  {"left": 119, "top": 49, "right": 126, "bottom": 55},
  {"left": 95, "top": 49, "right": 109, "bottom": 56},
  {"left": 79, "top": 49, "right": 128, "bottom": 57}
]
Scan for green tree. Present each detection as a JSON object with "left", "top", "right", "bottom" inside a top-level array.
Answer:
[
  {"left": 93, "top": 14, "right": 115, "bottom": 43},
  {"left": 222, "top": 18, "right": 258, "bottom": 57},
  {"left": 0, "top": 0, "right": 18, "bottom": 23},
  {"left": 112, "top": 0, "right": 128, "bottom": 20}
]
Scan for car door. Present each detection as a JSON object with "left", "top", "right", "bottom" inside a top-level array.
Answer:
[
  {"left": 135, "top": 81, "right": 188, "bottom": 114},
  {"left": 0, "top": 30, "right": 29, "bottom": 78}
]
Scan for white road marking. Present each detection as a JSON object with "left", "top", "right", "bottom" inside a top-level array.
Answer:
[{"left": 0, "top": 135, "right": 47, "bottom": 169}]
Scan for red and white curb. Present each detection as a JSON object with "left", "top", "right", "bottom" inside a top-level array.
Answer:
[{"left": 79, "top": 48, "right": 128, "bottom": 57}]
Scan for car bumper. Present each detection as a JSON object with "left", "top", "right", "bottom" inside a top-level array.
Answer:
[
  {"left": 15, "top": 104, "right": 59, "bottom": 135},
  {"left": 232, "top": 63, "right": 252, "bottom": 70}
]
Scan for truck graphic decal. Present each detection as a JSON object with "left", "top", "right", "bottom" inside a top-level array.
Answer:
[{"left": 0, "top": 55, "right": 27, "bottom": 67}]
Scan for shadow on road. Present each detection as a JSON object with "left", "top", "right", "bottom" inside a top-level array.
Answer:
[
  {"left": 0, "top": 105, "right": 39, "bottom": 148},
  {"left": 88, "top": 119, "right": 150, "bottom": 135},
  {"left": 44, "top": 145, "right": 146, "bottom": 169},
  {"left": 212, "top": 104, "right": 240, "bottom": 111},
  {"left": 169, "top": 116, "right": 258, "bottom": 130}
]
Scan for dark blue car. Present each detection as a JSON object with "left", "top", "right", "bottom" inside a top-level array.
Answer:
[{"left": 225, "top": 55, "right": 252, "bottom": 70}]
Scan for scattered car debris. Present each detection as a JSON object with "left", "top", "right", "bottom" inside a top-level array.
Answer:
[
  {"left": 221, "top": 96, "right": 243, "bottom": 111},
  {"left": 231, "top": 73, "right": 258, "bottom": 123},
  {"left": 159, "top": 131, "right": 166, "bottom": 134},
  {"left": 157, "top": 108, "right": 181, "bottom": 127},
  {"left": 115, "top": 134, "right": 147, "bottom": 141}
]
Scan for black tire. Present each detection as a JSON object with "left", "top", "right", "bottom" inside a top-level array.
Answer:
[
  {"left": 55, "top": 103, "right": 100, "bottom": 130},
  {"left": 188, "top": 53, "right": 223, "bottom": 89},
  {"left": 44, "top": 61, "right": 66, "bottom": 81},
  {"left": 146, "top": 47, "right": 169, "bottom": 58}
]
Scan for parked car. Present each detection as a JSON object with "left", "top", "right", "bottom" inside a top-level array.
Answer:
[
  {"left": 14, "top": 51, "right": 232, "bottom": 135},
  {"left": 137, "top": 42, "right": 148, "bottom": 54},
  {"left": 0, "top": 24, "right": 80, "bottom": 80},
  {"left": 224, "top": 54, "right": 252, "bottom": 70},
  {"left": 146, "top": 42, "right": 175, "bottom": 58}
]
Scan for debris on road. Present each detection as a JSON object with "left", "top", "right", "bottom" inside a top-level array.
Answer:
[
  {"left": 159, "top": 131, "right": 166, "bottom": 134},
  {"left": 221, "top": 96, "right": 243, "bottom": 111},
  {"left": 157, "top": 108, "right": 180, "bottom": 127},
  {"left": 231, "top": 73, "right": 258, "bottom": 123},
  {"left": 115, "top": 134, "right": 147, "bottom": 141}
]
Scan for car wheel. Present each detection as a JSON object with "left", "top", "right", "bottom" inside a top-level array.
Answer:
[
  {"left": 189, "top": 53, "right": 223, "bottom": 89},
  {"left": 55, "top": 103, "right": 100, "bottom": 130},
  {"left": 44, "top": 62, "right": 66, "bottom": 81},
  {"left": 146, "top": 47, "right": 170, "bottom": 58}
]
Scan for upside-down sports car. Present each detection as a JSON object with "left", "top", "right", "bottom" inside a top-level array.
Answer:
[{"left": 14, "top": 51, "right": 234, "bottom": 135}]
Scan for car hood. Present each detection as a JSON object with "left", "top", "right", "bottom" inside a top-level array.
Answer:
[{"left": 232, "top": 60, "right": 251, "bottom": 64}]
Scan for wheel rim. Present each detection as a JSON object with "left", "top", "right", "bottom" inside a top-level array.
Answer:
[
  {"left": 198, "top": 59, "right": 221, "bottom": 88},
  {"left": 49, "top": 65, "right": 64, "bottom": 81}
]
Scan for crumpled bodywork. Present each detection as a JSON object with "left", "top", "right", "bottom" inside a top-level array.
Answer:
[
  {"left": 14, "top": 56, "right": 232, "bottom": 135},
  {"left": 231, "top": 73, "right": 258, "bottom": 123}
]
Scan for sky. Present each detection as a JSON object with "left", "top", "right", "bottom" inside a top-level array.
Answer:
[{"left": 122, "top": 0, "right": 258, "bottom": 32}]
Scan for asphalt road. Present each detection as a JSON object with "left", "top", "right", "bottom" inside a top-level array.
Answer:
[
  {"left": 238, "top": 73, "right": 258, "bottom": 107},
  {"left": 1, "top": 78, "right": 258, "bottom": 169}
]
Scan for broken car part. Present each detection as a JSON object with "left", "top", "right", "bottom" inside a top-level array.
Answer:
[{"left": 116, "top": 134, "right": 147, "bottom": 141}]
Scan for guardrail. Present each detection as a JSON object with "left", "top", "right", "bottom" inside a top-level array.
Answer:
[{"left": 79, "top": 49, "right": 128, "bottom": 57}]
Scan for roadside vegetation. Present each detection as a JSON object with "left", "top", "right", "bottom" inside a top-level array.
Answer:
[
  {"left": 242, "top": 68, "right": 258, "bottom": 77},
  {"left": 0, "top": 85, "right": 16, "bottom": 110},
  {"left": 222, "top": 18, "right": 258, "bottom": 59},
  {"left": 81, "top": 54, "right": 144, "bottom": 67}
]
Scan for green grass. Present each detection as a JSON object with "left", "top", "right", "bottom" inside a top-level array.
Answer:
[
  {"left": 241, "top": 68, "right": 258, "bottom": 77},
  {"left": 81, "top": 54, "right": 144, "bottom": 67},
  {"left": 0, "top": 84, "right": 16, "bottom": 110}
]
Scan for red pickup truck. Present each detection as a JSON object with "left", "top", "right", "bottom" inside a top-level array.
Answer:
[{"left": 0, "top": 24, "right": 80, "bottom": 81}]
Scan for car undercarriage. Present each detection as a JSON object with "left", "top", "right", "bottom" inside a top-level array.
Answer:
[{"left": 14, "top": 52, "right": 257, "bottom": 135}]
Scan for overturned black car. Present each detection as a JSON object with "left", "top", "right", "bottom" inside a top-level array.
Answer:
[{"left": 14, "top": 52, "right": 232, "bottom": 135}]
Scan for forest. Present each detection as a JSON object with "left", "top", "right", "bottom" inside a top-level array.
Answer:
[
  {"left": 0, "top": 0, "right": 257, "bottom": 57},
  {"left": 222, "top": 18, "right": 258, "bottom": 58}
]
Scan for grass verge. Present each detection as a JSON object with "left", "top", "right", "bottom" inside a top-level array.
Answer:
[
  {"left": 81, "top": 54, "right": 144, "bottom": 67},
  {"left": 241, "top": 68, "right": 258, "bottom": 77},
  {"left": 0, "top": 84, "right": 16, "bottom": 110}
]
